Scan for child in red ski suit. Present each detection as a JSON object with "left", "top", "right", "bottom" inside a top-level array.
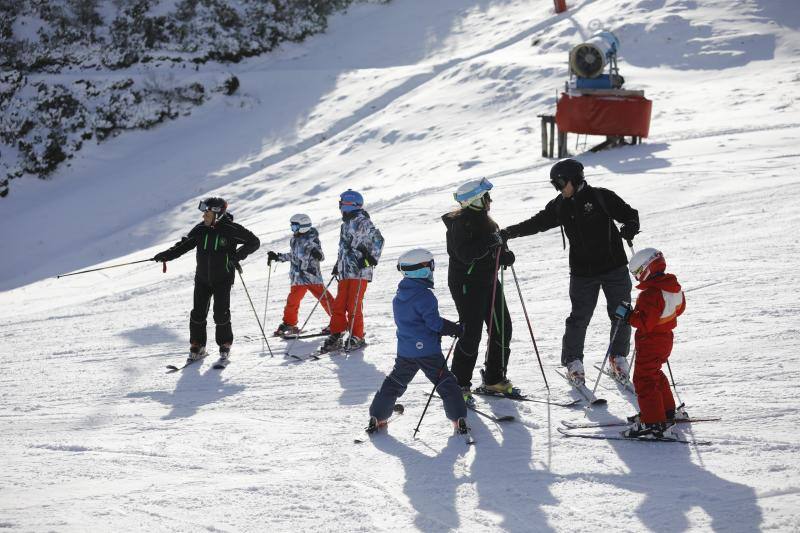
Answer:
[{"left": 627, "top": 248, "right": 686, "bottom": 429}]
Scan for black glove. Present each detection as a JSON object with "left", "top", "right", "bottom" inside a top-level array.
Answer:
[
  {"left": 230, "top": 257, "right": 243, "bottom": 274},
  {"left": 499, "top": 248, "right": 515, "bottom": 268},
  {"left": 153, "top": 252, "right": 169, "bottom": 263},
  {"left": 310, "top": 248, "right": 323, "bottom": 261},
  {"left": 440, "top": 319, "right": 464, "bottom": 338},
  {"left": 358, "top": 245, "right": 378, "bottom": 267},
  {"left": 267, "top": 251, "right": 279, "bottom": 265},
  {"left": 619, "top": 224, "right": 638, "bottom": 243},
  {"left": 332, "top": 264, "right": 339, "bottom": 277},
  {"left": 499, "top": 229, "right": 511, "bottom": 244},
  {"left": 614, "top": 301, "right": 633, "bottom": 323}
]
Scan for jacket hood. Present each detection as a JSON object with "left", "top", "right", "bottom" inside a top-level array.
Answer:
[
  {"left": 637, "top": 272, "right": 681, "bottom": 292},
  {"left": 396, "top": 277, "right": 434, "bottom": 302}
]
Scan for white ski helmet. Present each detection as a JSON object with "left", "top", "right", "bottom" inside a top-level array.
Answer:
[
  {"left": 397, "top": 248, "right": 435, "bottom": 280},
  {"left": 290, "top": 213, "right": 312, "bottom": 234},
  {"left": 629, "top": 247, "right": 666, "bottom": 282},
  {"left": 454, "top": 177, "right": 493, "bottom": 210}
]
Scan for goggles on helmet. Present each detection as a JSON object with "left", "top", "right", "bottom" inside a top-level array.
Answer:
[
  {"left": 198, "top": 201, "right": 225, "bottom": 213},
  {"left": 397, "top": 258, "right": 435, "bottom": 273},
  {"left": 551, "top": 177, "right": 569, "bottom": 191},
  {"left": 290, "top": 222, "right": 301, "bottom": 232}
]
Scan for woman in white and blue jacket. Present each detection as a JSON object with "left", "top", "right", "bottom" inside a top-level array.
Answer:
[{"left": 367, "top": 249, "right": 467, "bottom": 433}]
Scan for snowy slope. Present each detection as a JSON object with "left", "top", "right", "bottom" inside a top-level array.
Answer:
[{"left": 2, "top": 0, "right": 800, "bottom": 530}]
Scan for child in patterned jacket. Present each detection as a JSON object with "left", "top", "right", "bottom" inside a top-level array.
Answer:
[{"left": 268, "top": 214, "right": 333, "bottom": 337}]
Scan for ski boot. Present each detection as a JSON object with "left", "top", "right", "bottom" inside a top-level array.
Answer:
[
  {"left": 320, "top": 332, "right": 344, "bottom": 353},
  {"left": 366, "top": 416, "right": 388, "bottom": 434},
  {"left": 609, "top": 354, "right": 630, "bottom": 380},
  {"left": 453, "top": 417, "right": 470, "bottom": 435},
  {"left": 344, "top": 335, "right": 366, "bottom": 350},
  {"left": 274, "top": 322, "right": 300, "bottom": 337},
  {"left": 623, "top": 420, "right": 676, "bottom": 440},
  {"left": 478, "top": 373, "right": 521, "bottom": 397},
  {"left": 213, "top": 344, "right": 231, "bottom": 369},
  {"left": 188, "top": 343, "right": 206, "bottom": 362},
  {"left": 566, "top": 359, "right": 585, "bottom": 386},
  {"left": 666, "top": 403, "right": 690, "bottom": 422},
  {"left": 461, "top": 386, "right": 476, "bottom": 408}
]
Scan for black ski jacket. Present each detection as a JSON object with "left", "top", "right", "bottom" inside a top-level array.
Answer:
[
  {"left": 158, "top": 219, "right": 260, "bottom": 284},
  {"left": 442, "top": 209, "right": 500, "bottom": 286},
  {"left": 504, "top": 183, "right": 638, "bottom": 277}
]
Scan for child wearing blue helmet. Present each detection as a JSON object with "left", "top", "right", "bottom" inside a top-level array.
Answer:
[{"left": 366, "top": 248, "right": 468, "bottom": 435}]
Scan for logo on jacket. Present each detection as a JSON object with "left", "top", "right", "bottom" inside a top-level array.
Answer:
[
  {"left": 219, "top": 237, "right": 228, "bottom": 247},
  {"left": 416, "top": 341, "right": 424, "bottom": 350},
  {"left": 583, "top": 202, "right": 594, "bottom": 214}
]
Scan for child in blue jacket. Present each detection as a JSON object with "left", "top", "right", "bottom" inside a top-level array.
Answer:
[{"left": 368, "top": 248, "right": 468, "bottom": 433}]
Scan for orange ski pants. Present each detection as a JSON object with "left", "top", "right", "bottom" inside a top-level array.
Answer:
[
  {"left": 282, "top": 284, "right": 334, "bottom": 326},
  {"left": 329, "top": 278, "right": 368, "bottom": 337}
]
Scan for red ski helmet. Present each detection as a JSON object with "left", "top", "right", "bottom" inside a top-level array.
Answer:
[{"left": 629, "top": 248, "right": 666, "bottom": 282}]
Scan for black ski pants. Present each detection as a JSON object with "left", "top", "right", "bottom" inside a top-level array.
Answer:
[
  {"left": 448, "top": 276, "right": 512, "bottom": 388},
  {"left": 561, "top": 265, "right": 631, "bottom": 366},
  {"left": 190, "top": 278, "right": 234, "bottom": 348}
]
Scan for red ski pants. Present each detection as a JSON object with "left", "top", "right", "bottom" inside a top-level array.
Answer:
[
  {"left": 329, "top": 278, "right": 368, "bottom": 337},
  {"left": 632, "top": 331, "right": 676, "bottom": 424},
  {"left": 282, "top": 284, "right": 333, "bottom": 326}
]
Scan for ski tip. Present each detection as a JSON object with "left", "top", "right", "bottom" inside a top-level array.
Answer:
[
  {"left": 591, "top": 398, "right": 608, "bottom": 405},
  {"left": 354, "top": 438, "right": 366, "bottom": 444},
  {"left": 497, "top": 415, "right": 515, "bottom": 422}
]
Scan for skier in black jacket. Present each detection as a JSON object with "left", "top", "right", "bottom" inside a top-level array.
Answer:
[
  {"left": 442, "top": 178, "right": 517, "bottom": 407},
  {"left": 153, "top": 197, "right": 260, "bottom": 363},
  {"left": 501, "top": 159, "right": 639, "bottom": 386}
]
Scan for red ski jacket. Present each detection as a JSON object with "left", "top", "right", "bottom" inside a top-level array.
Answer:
[{"left": 629, "top": 273, "right": 686, "bottom": 334}]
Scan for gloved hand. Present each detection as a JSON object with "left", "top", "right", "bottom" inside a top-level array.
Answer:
[
  {"left": 619, "top": 224, "right": 638, "bottom": 243},
  {"left": 440, "top": 319, "right": 464, "bottom": 338},
  {"left": 267, "top": 251, "right": 279, "bottom": 265},
  {"left": 332, "top": 264, "right": 339, "bottom": 277},
  {"left": 486, "top": 232, "right": 503, "bottom": 250},
  {"left": 230, "top": 257, "right": 243, "bottom": 274},
  {"left": 499, "top": 248, "right": 515, "bottom": 268},
  {"left": 614, "top": 301, "right": 633, "bottom": 323},
  {"left": 153, "top": 252, "right": 168, "bottom": 263},
  {"left": 310, "top": 248, "right": 323, "bottom": 261},
  {"left": 358, "top": 245, "right": 378, "bottom": 267},
  {"left": 499, "top": 229, "right": 512, "bottom": 244}
]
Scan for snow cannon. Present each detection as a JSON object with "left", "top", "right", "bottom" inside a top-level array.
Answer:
[{"left": 569, "top": 31, "right": 623, "bottom": 90}]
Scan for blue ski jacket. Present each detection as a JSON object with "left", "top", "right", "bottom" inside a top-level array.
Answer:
[{"left": 393, "top": 278, "right": 450, "bottom": 358}]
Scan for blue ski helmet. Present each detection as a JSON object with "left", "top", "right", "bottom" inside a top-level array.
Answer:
[
  {"left": 339, "top": 189, "right": 364, "bottom": 213},
  {"left": 397, "top": 248, "right": 435, "bottom": 281},
  {"left": 454, "top": 177, "right": 493, "bottom": 210}
]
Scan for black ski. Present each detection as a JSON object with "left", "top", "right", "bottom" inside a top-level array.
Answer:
[
  {"left": 281, "top": 331, "right": 329, "bottom": 340},
  {"left": 212, "top": 358, "right": 230, "bottom": 370},
  {"left": 354, "top": 404, "right": 404, "bottom": 443},
  {"left": 556, "top": 427, "right": 711, "bottom": 445},
  {"left": 472, "top": 389, "right": 582, "bottom": 408},
  {"left": 554, "top": 369, "right": 607, "bottom": 405},
  {"left": 428, "top": 392, "right": 515, "bottom": 422},
  {"left": 165, "top": 354, "right": 207, "bottom": 373},
  {"left": 561, "top": 417, "right": 721, "bottom": 430}
]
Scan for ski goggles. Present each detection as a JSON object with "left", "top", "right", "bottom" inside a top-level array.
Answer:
[
  {"left": 454, "top": 177, "right": 493, "bottom": 204},
  {"left": 198, "top": 201, "right": 225, "bottom": 213},
  {"left": 397, "top": 259, "right": 435, "bottom": 273},
  {"left": 551, "top": 176, "right": 569, "bottom": 191},
  {"left": 339, "top": 200, "right": 362, "bottom": 210},
  {"left": 290, "top": 222, "right": 311, "bottom": 232}
]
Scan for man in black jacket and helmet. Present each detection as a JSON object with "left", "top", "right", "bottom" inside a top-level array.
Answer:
[
  {"left": 153, "top": 197, "right": 260, "bottom": 364},
  {"left": 500, "top": 159, "right": 639, "bottom": 386}
]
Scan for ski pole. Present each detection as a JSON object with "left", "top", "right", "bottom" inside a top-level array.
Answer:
[
  {"left": 591, "top": 318, "right": 623, "bottom": 396},
  {"left": 665, "top": 359, "right": 684, "bottom": 406},
  {"left": 237, "top": 269, "right": 274, "bottom": 357},
  {"left": 285, "top": 274, "right": 337, "bottom": 356},
  {"left": 413, "top": 336, "right": 458, "bottom": 439},
  {"left": 509, "top": 264, "right": 550, "bottom": 391},
  {"left": 262, "top": 262, "right": 274, "bottom": 352},
  {"left": 483, "top": 248, "right": 502, "bottom": 366},
  {"left": 56, "top": 259, "right": 157, "bottom": 278}
]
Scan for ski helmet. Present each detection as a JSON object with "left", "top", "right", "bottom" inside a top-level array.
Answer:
[
  {"left": 290, "top": 213, "right": 312, "bottom": 234},
  {"left": 550, "top": 159, "right": 584, "bottom": 190},
  {"left": 339, "top": 189, "right": 364, "bottom": 213},
  {"left": 629, "top": 247, "right": 666, "bottom": 282},
  {"left": 198, "top": 197, "right": 227, "bottom": 214},
  {"left": 454, "top": 177, "right": 493, "bottom": 210},
  {"left": 397, "top": 248, "right": 435, "bottom": 281}
]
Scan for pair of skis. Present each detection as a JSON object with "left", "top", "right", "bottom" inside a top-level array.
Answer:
[
  {"left": 165, "top": 353, "right": 229, "bottom": 372},
  {"left": 557, "top": 417, "right": 719, "bottom": 445}
]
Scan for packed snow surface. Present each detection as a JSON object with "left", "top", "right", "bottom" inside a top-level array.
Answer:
[{"left": 2, "top": 0, "right": 799, "bottom": 531}]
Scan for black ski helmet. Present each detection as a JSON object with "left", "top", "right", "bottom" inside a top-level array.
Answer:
[
  {"left": 198, "top": 197, "right": 228, "bottom": 215},
  {"left": 550, "top": 159, "right": 584, "bottom": 190}
]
